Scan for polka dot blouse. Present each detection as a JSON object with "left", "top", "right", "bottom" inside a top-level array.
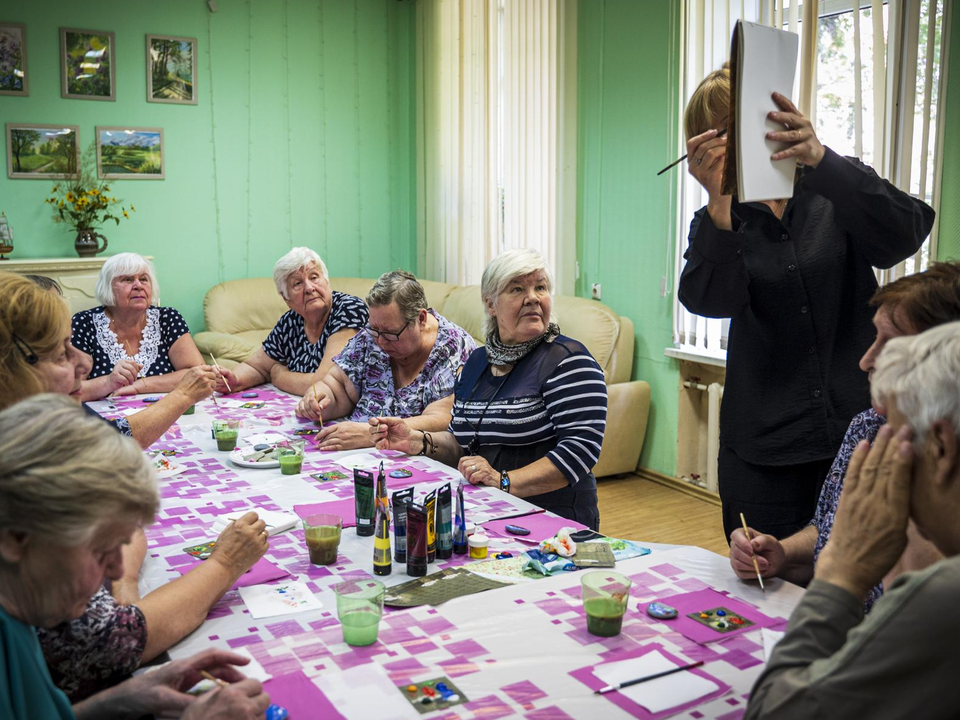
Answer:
[{"left": 72, "top": 306, "right": 190, "bottom": 379}]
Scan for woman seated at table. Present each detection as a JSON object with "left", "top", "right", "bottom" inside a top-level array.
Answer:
[
  {"left": 296, "top": 270, "right": 476, "bottom": 450},
  {"left": 73, "top": 253, "right": 205, "bottom": 401},
  {"left": 373, "top": 249, "right": 608, "bottom": 529},
  {"left": 216, "top": 247, "right": 368, "bottom": 396},
  {"left": 0, "top": 394, "right": 270, "bottom": 719},
  {"left": 0, "top": 272, "right": 267, "bottom": 701}
]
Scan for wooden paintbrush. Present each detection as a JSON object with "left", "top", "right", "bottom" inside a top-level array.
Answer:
[{"left": 740, "top": 512, "right": 765, "bottom": 593}]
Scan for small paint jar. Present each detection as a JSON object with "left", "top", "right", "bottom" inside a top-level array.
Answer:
[{"left": 468, "top": 533, "right": 489, "bottom": 559}]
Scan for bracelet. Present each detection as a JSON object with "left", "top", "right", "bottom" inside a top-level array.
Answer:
[{"left": 418, "top": 431, "right": 436, "bottom": 457}]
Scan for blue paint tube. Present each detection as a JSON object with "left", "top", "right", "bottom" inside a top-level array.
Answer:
[
  {"left": 453, "top": 481, "right": 468, "bottom": 555},
  {"left": 405, "top": 502, "right": 428, "bottom": 577},
  {"left": 392, "top": 487, "right": 414, "bottom": 563},
  {"left": 437, "top": 483, "right": 453, "bottom": 559}
]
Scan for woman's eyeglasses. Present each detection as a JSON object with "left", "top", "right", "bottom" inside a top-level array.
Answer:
[
  {"left": 365, "top": 321, "right": 411, "bottom": 342},
  {"left": 11, "top": 333, "right": 38, "bottom": 364}
]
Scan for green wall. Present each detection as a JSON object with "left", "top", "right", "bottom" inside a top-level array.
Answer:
[
  {"left": 937, "top": 4, "right": 960, "bottom": 262},
  {"left": 0, "top": 0, "right": 416, "bottom": 331},
  {"left": 577, "top": 0, "right": 681, "bottom": 477}
]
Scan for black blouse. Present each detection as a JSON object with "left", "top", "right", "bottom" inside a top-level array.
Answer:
[{"left": 678, "top": 148, "right": 934, "bottom": 465}]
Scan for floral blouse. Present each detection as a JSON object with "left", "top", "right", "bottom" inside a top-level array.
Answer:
[{"left": 334, "top": 310, "right": 476, "bottom": 421}]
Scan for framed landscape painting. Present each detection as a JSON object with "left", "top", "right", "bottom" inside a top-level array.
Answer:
[
  {"left": 0, "top": 22, "right": 28, "bottom": 96},
  {"left": 146, "top": 34, "right": 197, "bottom": 104},
  {"left": 61, "top": 27, "right": 115, "bottom": 101},
  {"left": 6, "top": 124, "right": 79, "bottom": 179},
  {"left": 96, "top": 127, "right": 164, "bottom": 180}
]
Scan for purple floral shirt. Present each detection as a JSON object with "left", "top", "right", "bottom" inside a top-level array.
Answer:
[
  {"left": 335, "top": 310, "right": 476, "bottom": 421},
  {"left": 811, "top": 407, "right": 886, "bottom": 612}
]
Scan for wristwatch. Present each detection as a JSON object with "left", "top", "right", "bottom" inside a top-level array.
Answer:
[{"left": 499, "top": 470, "right": 511, "bottom": 494}]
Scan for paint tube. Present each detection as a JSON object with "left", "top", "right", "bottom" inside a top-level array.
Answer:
[
  {"left": 392, "top": 487, "right": 414, "bottom": 563},
  {"left": 373, "top": 500, "right": 392, "bottom": 576},
  {"left": 437, "top": 483, "right": 453, "bottom": 559},
  {"left": 453, "top": 481, "right": 468, "bottom": 555},
  {"left": 425, "top": 489, "right": 437, "bottom": 563},
  {"left": 405, "top": 503, "right": 428, "bottom": 577},
  {"left": 353, "top": 469, "right": 375, "bottom": 537}
]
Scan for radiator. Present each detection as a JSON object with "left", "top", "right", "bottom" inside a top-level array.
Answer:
[{"left": 682, "top": 380, "right": 724, "bottom": 493}]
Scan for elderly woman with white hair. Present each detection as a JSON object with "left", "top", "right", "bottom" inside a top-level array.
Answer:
[
  {"left": 0, "top": 395, "right": 270, "bottom": 719},
  {"left": 745, "top": 321, "right": 960, "bottom": 719},
  {"left": 373, "top": 249, "right": 607, "bottom": 528},
  {"left": 217, "top": 246, "right": 368, "bottom": 395},
  {"left": 73, "top": 252, "right": 204, "bottom": 401}
]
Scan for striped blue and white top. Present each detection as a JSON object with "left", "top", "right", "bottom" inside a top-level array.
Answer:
[{"left": 450, "top": 336, "right": 608, "bottom": 485}]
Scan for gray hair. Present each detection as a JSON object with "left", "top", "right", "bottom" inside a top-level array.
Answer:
[
  {"left": 0, "top": 394, "right": 158, "bottom": 547},
  {"left": 872, "top": 321, "right": 960, "bottom": 446},
  {"left": 95, "top": 253, "right": 160, "bottom": 307},
  {"left": 480, "top": 248, "right": 556, "bottom": 336},
  {"left": 366, "top": 270, "right": 428, "bottom": 322},
  {"left": 25, "top": 275, "right": 63, "bottom": 295},
  {"left": 273, "top": 247, "right": 329, "bottom": 299}
]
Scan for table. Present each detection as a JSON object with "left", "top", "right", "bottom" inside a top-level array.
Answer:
[{"left": 91, "top": 387, "right": 804, "bottom": 720}]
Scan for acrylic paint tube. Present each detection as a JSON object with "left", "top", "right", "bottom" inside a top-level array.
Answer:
[
  {"left": 424, "top": 489, "right": 437, "bottom": 563},
  {"left": 437, "top": 483, "right": 453, "bottom": 559},
  {"left": 353, "top": 469, "right": 375, "bottom": 537},
  {"left": 376, "top": 461, "right": 387, "bottom": 503},
  {"left": 405, "top": 503, "right": 428, "bottom": 577},
  {"left": 392, "top": 487, "right": 414, "bottom": 563},
  {"left": 373, "top": 501, "right": 392, "bottom": 576},
  {"left": 453, "top": 481, "right": 468, "bottom": 555}
]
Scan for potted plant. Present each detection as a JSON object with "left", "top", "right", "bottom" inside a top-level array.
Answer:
[{"left": 46, "top": 144, "right": 134, "bottom": 257}]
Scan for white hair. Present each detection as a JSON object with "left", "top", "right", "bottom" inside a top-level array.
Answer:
[
  {"left": 273, "top": 247, "right": 329, "bottom": 298},
  {"left": 872, "top": 321, "right": 960, "bottom": 446},
  {"left": 0, "top": 394, "right": 158, "bottom": 547},
  {"left": 95, "top": 253, "right": 160, "bottom": 307},
  {"left": 480, "top": 248, "right": 557, "bottom": 336}
]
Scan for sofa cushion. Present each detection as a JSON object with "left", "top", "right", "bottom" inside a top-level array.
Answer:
[{"left": 204, "top": 278, "right": 288, "bottom": 336}]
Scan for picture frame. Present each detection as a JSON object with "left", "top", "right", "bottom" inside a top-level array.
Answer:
[
  {"left": 146, "top": 34, "right": 197, "bottom": 105},
  {"left": 0, "top": 22, "right": 28, "bottom": 96},
  {"left": 61, "top": 27, "right": 115, "bottom": 101},
  {"left": 96, "top": 126, "right": 164, "bottom": 180},
  {"left": 6, "top": 123, "right": 79, "bottom": 179}
]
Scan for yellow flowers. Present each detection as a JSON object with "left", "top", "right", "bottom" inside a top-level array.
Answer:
[
  {"left": 46, "top": 142, "right": 132, "bottom": 232},
  {"left": 122, "top": 210, "right": 129, "bottom": 219},
  {"left": 65, "top": 192, "right": 76, "bottom": 203}
]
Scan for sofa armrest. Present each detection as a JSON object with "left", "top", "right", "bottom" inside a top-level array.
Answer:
[
  {"left": 194, "top": 331, "right": 259, "bottom": 366},
  {"left": 592, "top": 380, "right": 651, "bottom": 478}
]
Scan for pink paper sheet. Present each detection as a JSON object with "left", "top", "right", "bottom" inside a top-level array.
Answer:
[
  {"left": 569, "top": 642, "right": 730, "bottom": 719},
  {"left": 483, "top": 514, "right": 587, "bottom": 543},
  {"left": 294, "top": 499, "right": 357, "bottom": 528},
  {"left": 263, "top": 670, "right": 347, "bottom": 720},
  {"left": 654, "top": 588, "right": 780, "bottom": 644},
  {"left": 176, "top": 557, "right": 292, "bottom": 590}
]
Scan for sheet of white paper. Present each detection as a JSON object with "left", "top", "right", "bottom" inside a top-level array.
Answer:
[
  {"left": 333, "top": 452, "right": 390, "bottom": 471},
  {"left": 242, "top": 432, "right": 289, "bottom": 446},
  {"left": 736, "top": 21, "right": 799, "bottom": 202},
  {"left": 315, "top": 662, "right": 419, "bottom": 720},
  {"left": 762, "top": 628, "right": 785, "bottom": 662},
  {"left": 593, "top": 650, "right": 719, "bottom": 714},
  {"left": 212, "top": 509, "right": 298, "bottom": 536},
  {"left": 238, "top": 581, "right": 323, "bottom": 619}
]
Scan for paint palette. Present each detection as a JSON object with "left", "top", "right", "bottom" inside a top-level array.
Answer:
[
  {"left": 398, "top": 676, "right": 468, "bottom": 715},
  {"left": 183, "top": 541, "right": 216, "bottom": 559},
  {"left": 310, "top": 470, "right": 348, "bottom": 482},
  {"left": 686, "top": 606, "right": 754, "bottom": 633}
]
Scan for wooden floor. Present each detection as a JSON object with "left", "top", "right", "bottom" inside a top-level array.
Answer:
[{"left": 596, "top": 474, "right": 729, "bottom": 556}]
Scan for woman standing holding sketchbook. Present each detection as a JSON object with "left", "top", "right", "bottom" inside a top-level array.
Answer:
[{"left": 677, "top": 65, "right": 934, "bottom": 542}]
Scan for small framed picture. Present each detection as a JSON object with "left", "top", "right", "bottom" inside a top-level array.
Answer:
[
  {"left": 61, "top": 27, "right": 115, "bottom": 101},
  {"left": 0, "top": 22, "right": 28, "bottom": 96},
  {"left": 6, "top": 123, "right": 79, "bottom": 179},
  {"left": 96, "top": 126, "right": 164, "bottom": 179},
  {"left": 146, "top": 34, "right": 197, "bottom": 105}
]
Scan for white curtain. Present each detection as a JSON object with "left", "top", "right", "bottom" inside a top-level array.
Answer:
[{"left": 416, "top": 0, "right": 567, "bottom": 287}]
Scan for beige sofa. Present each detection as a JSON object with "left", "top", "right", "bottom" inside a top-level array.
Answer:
[{"left": 194, "top": 277, "right": 650, "bottom": 477}]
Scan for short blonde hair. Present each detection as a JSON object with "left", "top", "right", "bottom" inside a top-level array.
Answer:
[
  {"left": 273, "top": 247, "right": 329, "bottom": 299},
  {"left": 0, "top": 272, "right": 72, "bottom": 409},
  {"left": 480, "top": 249, "right": 557, "bottom": 337},
  {"left": 0, "top": 394, "right": 158, "bottom": 547},
  {"left": 683, "top": 63, "right": 731, "bottom": 140},
  {"left": 96, "top": 253, "right": 160, "bottom": 307}
]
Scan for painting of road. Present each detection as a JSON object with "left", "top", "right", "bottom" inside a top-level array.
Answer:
[
  {"left": 6, "top": 125, "right": 78, "bottom": 179},
  {"left": 148, "top": 36, "right": 196, "bottom": 104}
]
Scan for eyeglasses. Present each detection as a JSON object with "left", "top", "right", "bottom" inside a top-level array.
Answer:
[
  {"left": 11, "top": 333, "right": 38, "bottom": 364},
  {"left": 365, "top": 321, "right": 411, "bottom": 342}
]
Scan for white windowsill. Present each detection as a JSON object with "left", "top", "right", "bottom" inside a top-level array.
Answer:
[{"left": 664, "top": 346, "right": 727, "bottom": 369}]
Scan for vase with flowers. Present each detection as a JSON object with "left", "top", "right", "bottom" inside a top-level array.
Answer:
[{"left": 46, "top": 144, "right": 134, "bottom": 257}]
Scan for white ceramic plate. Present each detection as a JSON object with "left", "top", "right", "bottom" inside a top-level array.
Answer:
[{"left": 229, "top": 447, "right": 280, "bottom": 469}]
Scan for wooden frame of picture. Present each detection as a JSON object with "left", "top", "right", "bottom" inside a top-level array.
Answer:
[
  {"left": 0, "top": 22, "right": 28, "bottom": 96},
  {"left": 146, "top": 34, "right": 197, "bottom": 105},
  {"left": 96, "top": 126, "right": 165, "bottom": 180},
  {"left": 5, "top": 123, "right": 80, "bottom": 179},
  {"left": 60, "top": 27, "right": 115, "bottom": 101}
]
